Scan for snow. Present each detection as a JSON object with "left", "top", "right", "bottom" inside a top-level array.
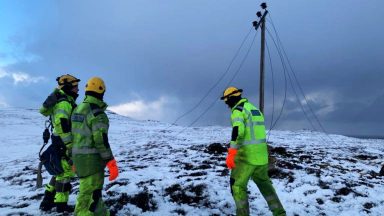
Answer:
[{"left": 0, "top": 108, "right": 383, "bottom": 215}]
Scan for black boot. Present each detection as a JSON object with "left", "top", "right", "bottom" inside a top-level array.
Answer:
[
  {"left": 39, "top": 190, "right": 55, "bottom": 211},
  {"left": 56, "top": 202, "right": 75, "bottom": 213}
]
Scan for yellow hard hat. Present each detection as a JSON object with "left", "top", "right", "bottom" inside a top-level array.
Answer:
[
  {"left": 56, "top": 74, "right": 80, "bottom": 89},
  {"left": 220, "top": 86, "right": 243, "bottom": 102},
  {"left": 85, "top": 77, "right": 106, "bottom": 94}
]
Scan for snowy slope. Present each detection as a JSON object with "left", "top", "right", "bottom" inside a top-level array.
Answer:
[{"left": 0, "top": 108, "right": 383, "bottom": 216}]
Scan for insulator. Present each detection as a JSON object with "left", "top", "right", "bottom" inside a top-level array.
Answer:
[{"left": 260, "top": 3, "right": 267, "bottom": 9}]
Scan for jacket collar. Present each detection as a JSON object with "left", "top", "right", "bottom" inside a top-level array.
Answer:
[
  {"left": 84, "top": 95, "right": 108, "bottom": 110},
  {"left": 56, "top": 88, "right": 75, "bottom": 104},
  {"left": 231, "top": 98, "right": 248, "bottom": 112}
]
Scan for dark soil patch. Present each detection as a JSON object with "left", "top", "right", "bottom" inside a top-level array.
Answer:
[
  {"left": 331, "top": 196, "right": 342, "bottom": 203},
  {"left": 106, "top": 190, "right": 157, "bottom": 215},
  {"left": 178, "top": 171, "right": 207, "bottom": 178},
  {"left": 335, "top": 187, "right": 352, "bottom": 196},
  {"left": 318, "top": 180, "right": 330, "bottom": 189},
  {"left": 130, "top": 165, "right": 148, "bottom": 171},
  {"left": 380, "top": 165, "right": 384, "bottom": 176},
  {"left": 363, "top": 202, "right": 376, "bottom": 209},
  {"left": 316, "top": 198, "right": 324, "bottom": 205},
  {"left": 12, "top": 203, "right": 29, "bottom": 209},
  {"left": 269, "top": 146, "right": 293, "bottom": 157},
  {"left": 105, "top": 179, "right": 129, "bottom": 191},
  {"left": 6, "top": 213, "right": 33, "bottom": 216},
  {"left": 299, "top": 155, "right": 313, "bottom": 162},
  {"left": 21, "top": 194, "right": 43, "bottom": 201},
  {"left": 268, "top": 168, "right": 295, "bottom": 183},
  {"left": 165, "top": 183, "right": 210, "bottom": 207},
  {"left": 305, "top": 168, "right": 321, "bottom": 177},
  {"left": 303, "top": 190, "right": 317, "bottom": 196},
  {"left": 219, "top": 169, "right": 229, "bottom": 176},
  {"left": 205, "top": 143, "right": 227, "bottom": 155},
  {"left": 354, "top": 155, "right": 378, "bottom": 160},
  {"left": 172, "top": 209, "right": 186, "bottom": 215},
  {"left": 137, "top": 179, "right": 158, "bottom": 188},
  {"left": 276, "top": 161, "right": 303, "bottom": 170}
]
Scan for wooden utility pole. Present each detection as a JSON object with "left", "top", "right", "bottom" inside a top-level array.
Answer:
[
  {"left": 253, "top": 3, "right": 276, "bottom": 170},
  {"left": 252, "top": 3, "right": 268, "bottom": 113},
  {"left": 259, "top": 15, "right": 266, "bottom": 113}
]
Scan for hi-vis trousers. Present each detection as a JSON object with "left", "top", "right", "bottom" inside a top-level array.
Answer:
[{"left": 230, "top": 162, "right": 286, "bottom": 216}]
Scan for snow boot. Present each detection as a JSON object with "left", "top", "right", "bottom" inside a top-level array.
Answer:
[
  {"left": 39, "top": 190, "right": 55, "bottom": 211},
  {"left": 56, "top": 203, "right": 75, "bottom": 213}
]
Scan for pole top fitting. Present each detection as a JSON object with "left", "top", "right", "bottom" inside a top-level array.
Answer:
[
  {"left": 256, "top": 11, "right": 262, "bottom": 18},
  {"left": 260, "top": 3, "right": 267, "bottom": 9}
]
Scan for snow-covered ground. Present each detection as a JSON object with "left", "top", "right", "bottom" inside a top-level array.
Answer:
[{"left": 0, "top": 108, "right": 383, "bottom": 216}]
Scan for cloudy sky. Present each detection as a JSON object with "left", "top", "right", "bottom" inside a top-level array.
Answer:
[{"left": 1, "top": 0, "right": 383, "bottom": 137}]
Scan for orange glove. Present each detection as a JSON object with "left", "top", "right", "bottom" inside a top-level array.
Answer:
[
  {"left": 106, "top": 159, "right": 119, "bottom": 181},
  {"left": 226, "top": 148, "right": 238, "bottom": 169}
]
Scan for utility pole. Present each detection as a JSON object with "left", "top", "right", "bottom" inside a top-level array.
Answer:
[
  {"left": 253, "top": 3, "right": 268, "bottom": 114},
  {"left": 253, "top": 3, "right": 276, "bottom": 170}
]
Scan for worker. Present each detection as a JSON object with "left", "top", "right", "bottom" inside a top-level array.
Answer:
[
  {"left": 71, "top": 77, "right": 118, "bottom": 215},
  {"left": 39, "top": 74, "right": 80, "bottom": 213},
  {"left": 221, "top": 86, "right": 286, "bottom": 216}
]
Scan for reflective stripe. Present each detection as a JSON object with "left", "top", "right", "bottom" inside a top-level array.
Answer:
[
  {"left": 72, "top": 128, "right": 92, "bottom": 137},
  {"left": 100, "top": 151, "right": 112, "bottom": 159},
  {"left": 72, "top": 147, "right": 98, "bottom": 155},
  {"left": 239, "top": 139, "right": 266, "bottom": 146},
  {"left": 265, "top": 195, "right": 276, "bottom": 201},
  {"left": 92, "top": 108, "right": 104, "bottom": 115},
  {"left": 55, "top": 109, "right": 70, "bottom": 116},
  {"left": 56, "top": 179, "right": 71, "bottom": 184},
  {"left": 245, "top": 121, "right": 264, "bottom": 126},
  {"left": 270, "top": 203, "right": 282, "bottom": 210},
  {"left": 231, "top": 117, "right": 244, "bottom": 123},
  {"left": 235, "top": 199, "right": 249, "bottom": 208},
  {"left": 61, "top": 135, "right": 72, "bottom": 143},
  {"left": 243, "top": 109, "right": 256, "bottom": 141},
  {"left": 92, "top": 123, "right": 108, "bottom": 131}
]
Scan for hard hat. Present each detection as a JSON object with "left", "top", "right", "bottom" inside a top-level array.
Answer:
[
  {"left": 85, "top": 77, "right": 106, "bottom": 94},
  {"left": 56, "top": 74, "right": 80, "bottom": 89},
  {"left": 220, "top": 86, "right": 243, "bottom": 102}
]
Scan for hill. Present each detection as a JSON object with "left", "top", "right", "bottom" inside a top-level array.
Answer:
[{"left": 0, "top": 108, "right": 383, "bottom": 215}]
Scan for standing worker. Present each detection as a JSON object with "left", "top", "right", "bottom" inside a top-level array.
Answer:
[
  {"left": 221, "top": 86, "right": 286, "bottom": 216},
  {"left": 71, "top": 77, "right": 119, "bottom": 215},
  {"left": 39, "top": 74, "right": 80, "bottom": 213}
]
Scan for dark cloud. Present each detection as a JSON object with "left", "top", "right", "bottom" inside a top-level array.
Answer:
[{"left": 2, "top": 0, "right": 384, "bottom": 136}]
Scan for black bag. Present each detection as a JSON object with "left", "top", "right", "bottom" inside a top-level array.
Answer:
[{"left": 39, "top": 135, "right": 66, "bottom": 176}]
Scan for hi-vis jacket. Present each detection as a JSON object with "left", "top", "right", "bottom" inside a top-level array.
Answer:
[
  {"left": 40, "top": 88, "right": 76, "bottom": 146},
  {"left": 71, "top": 95, "right": 114, "bottom": 178},
  {"left": 230, "top": 98, "right": 268, "bottom": 165}
]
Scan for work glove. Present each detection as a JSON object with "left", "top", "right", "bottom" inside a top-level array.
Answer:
[
  {"left": 226, "top": 148, "right": 238, "bottom": 170},
  {"left": 106, "top": 158, "right": 119, "bottom": 181}
]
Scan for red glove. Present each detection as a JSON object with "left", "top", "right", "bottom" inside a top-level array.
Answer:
[
  {"left": 226, "top": 148, "right": 238, "bottom": 169},
  {"left": 106, "top": 159, "right": 119, "bottom": 181}
]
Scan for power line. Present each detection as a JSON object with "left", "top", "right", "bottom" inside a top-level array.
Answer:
[
  {"left": 267, "top": 14, "right": 337, "bottom": 145},
  {"left": 265, "top": 39, "right": 276, "bottom": 141},
  {"left": 168, "top": 27, "right": 255, "bottom": 129},
  {"left": 176, "top": 32, "right": 259, "bottom": 135},
  {"left": 265, "top": 27, "right": 288, "bottom": 132}
]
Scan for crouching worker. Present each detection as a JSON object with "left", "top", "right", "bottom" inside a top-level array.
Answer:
[
  {"left": 221, "top": 87, "right": 286, "bottom": 216},
  {"left": 39, "top": 74, "right": 80, "bottom": 213},
  {"left": 71, "top": 77, "right": 119, "bottom": 216}
]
